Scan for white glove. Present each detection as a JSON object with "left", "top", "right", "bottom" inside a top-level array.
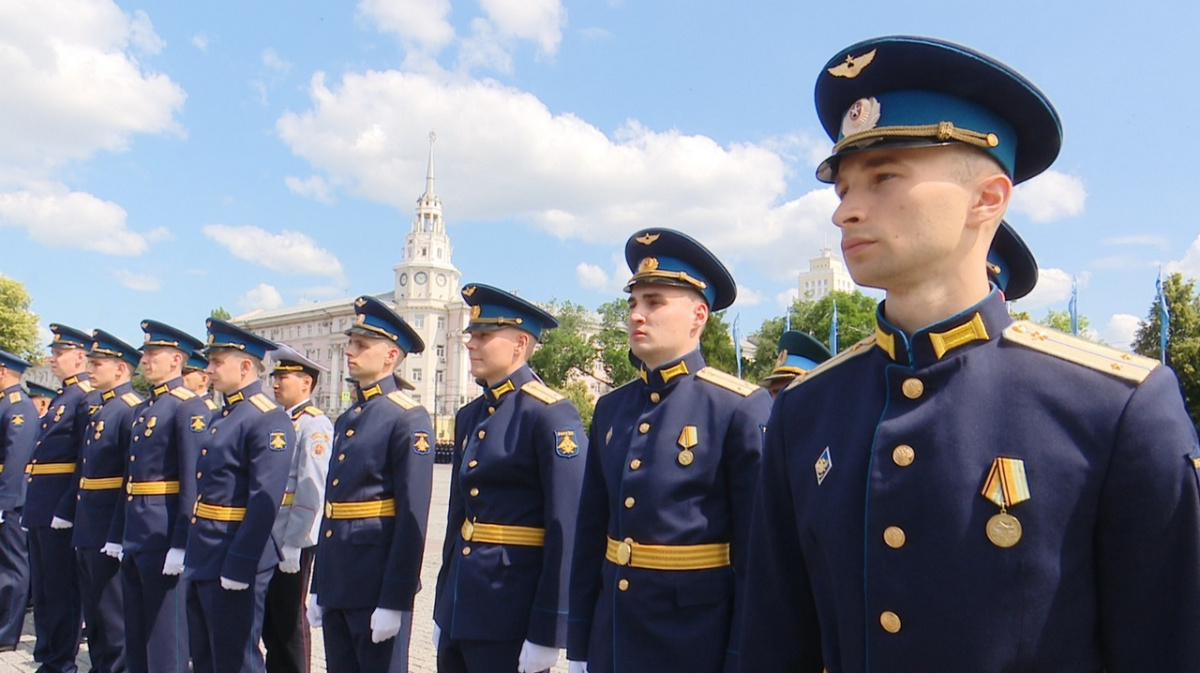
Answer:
[
  {"left": 518, "top": 640, "right": 560, "bottom": 672},
  {"left": 220, "top": 576, "right": 250, "bottom": 591},
  {"left": 101, "top": 542, "right": 123, "bottom": 560},
  {"left": 0, "top": 510, "right": 5, "bottom": 524},
  {"left": 306, "top": 594, "right": 323, "bottom": 627},
  {"left": 568, "top": 661, "right": 589, "bottom": 673},
  {"left": 50, "top": 516, "right": 73, "bottom": 529},
  {"left": 162, "top": 547, "right": 185, "bottom": 575},
  {"left": 279, "top": 545, "right": 302, "bottom": 574},
  {"left": 432, "top": 622, "right": 441, "bottom": 649},
  {"left": 369, "top": 607, "right": 405, "bottom": 643}
]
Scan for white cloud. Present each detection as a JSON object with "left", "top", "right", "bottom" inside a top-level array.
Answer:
[
  {"left": 477, "top": 0, "right": 565, "bottom": 54},
  {"left": 239, "top": 283, "right": 284, "bottom": 311},
  {"left": 735, "top": 285, "right": 763, "bottom": 307},
  {"left": 358, "top": 0, "right": 455, "bottom": 53},
  {"left": 579, "top": 27, "right": 612, "bottom": 41},
  {"left": 576, "top": 262, "right": 609, "bottom": 290},
  {"left": 285, "top": 175, "right": 336, "bottom": 205},
  {"left": 262, "top": 48, "right": 291, "bottom": 73},
  {"left": 775, "top": 287, "right": 799, "bottom": 308},
  {"left": 128, "top": 10, "right": 165, "bottom": 54},
  {"left": 111, "top": 268, "right": 161, "bottom": 291},
  {"left": 1165, "top": 234, "right": 1200, "bottom": 280},
  {"left": 0, "top": 185, "right": 149, "bottom": 255},
  {"left": 203, "top": 224, "right": 345, "bottom": 279},
  {"left": 1010, "top": 170, "right": 1086, "bottom": 223},
  {"left": 277, "top": 70, "right": 834, "bottom": 279},
  {"left": 0, "top": 0, "right": 186, "bottom": 171},
  {"left": 191, "top": 33, "right": 208, "bottom": 52},
  {"left": 1014, "top": 267, "right": 1073, "bottom": 309},
  {"left": 1103, "top": 313, "right": 1142, "bottom": 349},
  {"left": 1101, "top": 234, "right": 1170, "bottom": 249},
  {"left": 145, "top": 226, "right": 173, "bottom": 242}
]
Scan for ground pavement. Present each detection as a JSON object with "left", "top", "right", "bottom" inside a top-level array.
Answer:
[{"left": 0, "top": 464, "right": 569, "bottom": 672}]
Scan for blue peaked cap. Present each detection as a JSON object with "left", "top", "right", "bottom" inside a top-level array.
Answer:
[
  {"left": 49, "top": 324, "right": 91, "bottom": 350},
  {"left": 205, "top": 318, "right": 277, "bottom": 360},
  {"left": 461, "top": 283, "right": 559, "bottom": 340},
  {"left": 141, "top": 319, "right": 205, "bottom": 357},
  {"left": 0, "top": 349, "right": 32, "bottom": 374},
  {"left": 987, "top": 220, "right": 1038, "bottom": 301},
  {"left": 346, "top": 295, "right": 425, "bottom": 354},
  {"left": 624, "top": 228, "right": 737, "bottom": 311},
  {"left": 90, "top": 329, "right": 141, "bottom": 367}
]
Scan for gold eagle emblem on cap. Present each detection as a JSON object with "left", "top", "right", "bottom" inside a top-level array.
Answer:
[
  {"left": 827, "top": 49, "right": 876, "bottom": 78},
  {"left": 470, "top": 305, "right": 482, "bottom": 319},
  {"left": 635, "top": 233, "right": 660, "bottom": 245},
  {"left": 462, "top": 286, "right": 476, "bottom": 297},
  {"left": 637, "top": 257, "right": 660, "bottom": 273},
  {"left": 355, "top": 297, "right": 367, "bottom": 307}
]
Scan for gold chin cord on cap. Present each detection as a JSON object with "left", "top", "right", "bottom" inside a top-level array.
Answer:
[
  {"left": 627, "top": 270, "right": 708, "bottom": 292},
  {"left": 834, "top": 121, "right": 999, "bottom": 154}
]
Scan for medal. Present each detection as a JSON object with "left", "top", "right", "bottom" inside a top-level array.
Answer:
[
  {"left": 986, "top": 511, "right": 1022, "bottom": 548},
  {"left": 677, "top": 450, "right": 694, "bottom": 466}
]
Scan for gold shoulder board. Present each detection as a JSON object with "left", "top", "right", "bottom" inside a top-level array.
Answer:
[
  {"left": 249, "top": 393, "right": 278, "bottom": 413},
  {"left": 1003, "top": 321, "right": 1158, "bottom": 384},
  {"left": 695, "top": 367, "right": 759, "bottom": 397},
  {"left": 205, "top": 399, "right": 219, "bottom": 411},
  {"left": 387, "top": 390, "right": 418, "bottom": 410},
  {"left": 786, "top": 335, "right": 877, "bottom": 391},
  {"left": 304, "top": 405, "right": 325, "bottom": 417},
  {"left": 170, "top": 387, "right": 196, "bottom": 400},
  {"left": 78, "top": 380, "right": 95, "bottom": 393},
  {"left": 521, "top": 381, "right": 564, "bottom": 404},
  {"left": 8, "top": 392, "right": 21, "bottom": 404},
  {"left": 121, "top": 392, "right": 143, "bottom": 407}
]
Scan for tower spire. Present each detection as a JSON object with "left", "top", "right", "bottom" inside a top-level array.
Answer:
[{"left": 424, "top": 130, "right": 437, "bottom": 198}]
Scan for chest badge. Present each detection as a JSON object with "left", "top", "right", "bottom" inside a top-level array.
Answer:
[
  {"left": 11, "top": 414, "right": 23, "bottom": 426},
  {"left": 190, "top": 415, "right": 206, "bottom": 432},
  {"left": 814, "top": 447, "right": 833, "bottom": 485},
  {"left": 677, "top": 426, "right": 698, "bottom": 466},
  {"left": 605, "top": 427, "right": 613, "bottom": 445},
  {"left": 269, "top": 430, "right": 288, "bottom": 451},
  {"left": 980, "top": 457, "right": 1030, "bottom": 548},
  {"left": 93, "top": 420, "right": 105, "bottom": 440},
  {"left": 556, "top": 429, "right": 579, "bottom": 458},
  {"left": 413, "top": 431, "right": 431, "bottom": 455}
]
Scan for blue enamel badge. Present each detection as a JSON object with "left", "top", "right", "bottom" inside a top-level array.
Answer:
[
  {"left": 815, "top": 446, "right": 833, "bottom": 485},
  {"left": 556, "top": 429, "right": 580, "bottom": 458},
  {"left": 413, "top": 431, "right": 431, "bottom": 455}
]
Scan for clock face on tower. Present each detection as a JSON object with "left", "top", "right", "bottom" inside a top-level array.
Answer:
[
  {"left": 398, "top": 273, "right": 408, "bottom": 286},
  {"left": 415, "top": 271, "right": 428, "bottom": 285},
  {"left": 436, "top": 273, "right": 447, "bottom": 287}
]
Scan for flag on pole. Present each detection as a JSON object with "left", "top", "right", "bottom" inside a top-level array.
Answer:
[
  {"left": 1156, "top": 271, "right": 1170, "bottom": 364},
  {"left": 785, "top": 308, "right": 791, "bottom": 332},
  {"left": 732, "top": 313, "right": 743, "bottom": 378},
  {"left": 829, "top": 300, "right": 839, "bottom": 354},
  {"left": 1068, "top": 276, "right": 1079, "bottom": 336}
]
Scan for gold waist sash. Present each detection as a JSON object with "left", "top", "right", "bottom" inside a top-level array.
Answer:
[
  {"left": 25, "top": 462, "right": 76, "bottom": 475},
  {"left": 460, "top": 520, "right": 545, "bottom": 547},
  {"left": 79, "top": 476, "right": 123, "bottom": 490},
  {"left": 127, "top": 480, "right": 180, "bottom": 495},
  {"left": 605, "top": 536, "right": 730, "bottom": 570},
  {"left": 194, "top": 502, "right": 246, "bottom": 522},
  {"left": 325, "top": 498, "right": 395, "bottom": 519}
]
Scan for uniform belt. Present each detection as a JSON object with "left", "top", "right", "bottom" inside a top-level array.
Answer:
[
  {"left": 460, "top": 520, "right": 545, "bottom": 547},
  {"left": 127, "top": 480, "right": 180, "bottom": 495},
  {"left": 194, "top": 502, "right": 247, "bottom": 522},
  {"left": 605, "top": 536, "right": 731, "bottom": 570},
  {"left": 79, "top": 476, "right": 124, "bottom": 490},
  {"left": 325, "top": 499, "right": 396, "bottom": 519},
  {"left": 282, "top": 492, "right": 295, "bottom": 506},
  {"left": 25, "top": 462, "right": 76, "bottom": 475}
]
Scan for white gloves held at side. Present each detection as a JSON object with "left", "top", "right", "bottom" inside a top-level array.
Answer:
[
  {"left": 50, "top": 516, "right": 73, "bottom": 529},
  {"left": 220, "top": 576, "right": 250, "bottom": 591},
  {"left": 279, "top": 545, "right": 302, "bottom": 574},
  {"left": 369, "top": 608, "right": 408, "bottom": 644},
  {"left": 306, "top": 594, "right": 323, "bottom": 627},
  {"left": 432, "top": 622, "right": 441, "bottom": 649},
  {"left": 162, "top": 547, "right": 185, "bottom": 576},
  {"left": 518, "top": 641, "right": 560, "bottom": 672},
  {"left": 101, "top": 542, "right": 123, "bottom": 561}
]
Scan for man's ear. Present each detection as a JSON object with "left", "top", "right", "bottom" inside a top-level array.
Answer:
[{"left": 969, "top": 172, "right": 1012, "bottom": 231}]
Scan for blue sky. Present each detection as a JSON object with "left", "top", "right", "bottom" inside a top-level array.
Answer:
[{"left": 2, "top": 0, "right": 1198, "bottom": 352}]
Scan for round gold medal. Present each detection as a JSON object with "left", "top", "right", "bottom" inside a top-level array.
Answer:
[
  {"left": 677, "top": 449, "right": 694, "bottom": 466},
  {"left": 986, "top": 512, "right": 1022, "bottom": 548}
]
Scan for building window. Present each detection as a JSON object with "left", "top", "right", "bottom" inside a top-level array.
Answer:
[
  {"left": 437, "top": 316, "right": 446, "bottom": 330},
  {"left": 436, "top": 344, "right": 445, "bottom": 360},
  {"left": 413, "top": 315, "right": 425, "bottom": 329},
  {"left": 412, "top": 394, "right": 421, "bottom": 404},
  {"left": 412, "top": 368, "right": 423, "bottom": 382},
  {"left": 436, "top": 369, "right": 444, "bottom": 383}
]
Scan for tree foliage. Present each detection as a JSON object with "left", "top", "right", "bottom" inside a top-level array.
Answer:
[
  {"left": 0, "top": 275, "right": 41, "bottom": 362},
  {"left": 745, "top": 290, "right": 878, "bottom": 383},
  {"left": 595, "top": 299, "right": 638, "bottom": 387},
  {"left": 554, "top": 379, "right": 595, "bottom": 433},
  {"left": 700, "top": 310, "right": 738, "bottom": 374},
  {"left": 529, "top": 300, "right": 596, "bottom": 388},
  {"left": 1038, "top": 309, "right": 1095, "bottom": 341},
  {"left": 210, "top": 306, "right": 232, "bottom": 320},
  {"left": 1132, "top": 272, "right": 1200, "bottom": 432}
]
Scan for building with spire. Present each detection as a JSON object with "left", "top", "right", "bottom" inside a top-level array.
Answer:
[
  {"left": 234, "top": 133, "right": 477, "bottom": 440},
  {"left": 798, "top": 245, "right": 856, "bottom": 300}
]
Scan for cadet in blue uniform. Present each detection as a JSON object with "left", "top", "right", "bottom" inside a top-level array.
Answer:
[
  {"left": 107, "top": 320, "right": 210, "bottom": 673},
  {"left": 758, "top": 331, "right": 832, "bottom": 398},
  {"left": 26, "top": 381, "right": 57, "bottom": 419},
  {"left": 308, "top": 295, "right": 435, "bottom": 673},
  {"left": 183, "top": 351, "right": 220, "bottom": 412},
  {"left": 263, "top": 344, "right": 333, "bottom": 673},
  {"left": 0, "top": 350, "right": 37, "bottom": 652},
  {"left": 186, "top": 319, "right": 295, "bottom": 673},
  {"left": 567, "top": 229, "right": 772, "bottom": 673},
  {"left": 73, "top": 330, "right": 143, "bottom": 673},
  {"left": 738, "top": 36, "right": 1200, "bottom": 672},
  {"left": 24, "top": 324, "right": 99, "bottom": 673},
  {"left": 433, "top": 284, "right": 588, "bottom": 673}
]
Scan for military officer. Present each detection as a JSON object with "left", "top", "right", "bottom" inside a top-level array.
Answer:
[
  {"left": 107, "top": 320, "right": 210, "bottom": 673},
  {"left": 26, "top": 381, "right": 57, "bottom": 418},
  {"left": 73, "top": 330, "right": 143, "bottom": 673},
  {"left": 185, "top": 319, "right": 295, "bottom": 673},
  {"left": 262, "top": 344, "right": 333, "bottom": 673},
  {"left": 737, "top": 36, "right": 1200, "bottom": 672},
  {"left": 24, "top": 323, "right": 99, "bottom": 673},
  {"left": 758, "top": 331, "right": 832, "bottom": 397},
  {"left": 308, "top": 295, "right": 435, "bottom": 673},
  {"left": 0, "top": 350, "right": 37, "bottom": 652},
  {"left": 567, "top": 229, "right": 772, "bottom": 673},
  {"left": 433, "top": 284, "right": 588, "bottom": 673},
  {"left": 183, "top": 351, "right": 220, "bottom": 412}
]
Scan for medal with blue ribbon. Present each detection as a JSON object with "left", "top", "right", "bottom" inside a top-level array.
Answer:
[{"left": 980, "top": 457, "right": 1030, "bottom": 548}]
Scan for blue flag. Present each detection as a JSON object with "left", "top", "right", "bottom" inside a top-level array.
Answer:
[
  {"left": 829, "top": 301, "right": 839, "bottom": 354},
  {"left": 1156, "top": 272, "right": 1170, "bottom": 364},
  {"left": 732, "top": 313, "right": 743, "bottom": 378},
  {"left": 1068, "top": 277, "right": 1078, "bottom": 336}
]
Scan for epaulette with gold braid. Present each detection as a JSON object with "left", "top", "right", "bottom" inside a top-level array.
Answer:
[
  {"left": 205, "top": 399, "right": 219, "bottom": 411},
  {"left": 695, "top": 367, "right": 759, "bottom": 397},
  {"left": 249, "top": 393, "right": 278, "bottom": 413},
  {"left": 302, "top": 405, "right": 324, "bottom": 417},
  {"left": 8, "top": 391, "right": 22, "bottom": 404},
  {"left": 387, "top": 390, "right": 418, "bottom": 410},
  {"left": 1003, "top": 321, "right": 1158, "bottom": 384},
  {"left": 78, "top": 380, "right": 94, "bottom": 393},
  {"left": 521, "top": 381, "right": 564, "bottom": 404},
  {"left": 786, "top": 335, "right": 876, "bottom": 391},
  {"left": 170, "top": 387, "right": 196, "bottom": 400},
  {"left": 121, "top": 392, "right": 143, "bottom": 407}
]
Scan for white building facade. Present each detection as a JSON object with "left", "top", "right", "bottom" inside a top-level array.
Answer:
[{"left": 798, "top": 246, "right": 856, "bottom": 300}]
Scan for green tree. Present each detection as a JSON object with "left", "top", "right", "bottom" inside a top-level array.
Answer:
[
  {"left": 1132, "top": 272, "right": 1200, "bottom": 432},
  {"left": 700, "top": 310, "right": 738, "bottom": 374},
  {"left": 595, "top": 299, "right": 637, "bottom": 387},
  {"left": 0, "top": 275, "right": 41, "bottom": 362},
  {"left": 529, "top": 300, "right": 596, "bottom": 388},
  {"left": 554, "top": 379, "right": 596, "bottom": 433},
  {"left": 210, "top": 307, "right": 232, "bottom": 320},
  {"left": 744, "top": 290, "right": 878, "bottom": 384},
  {"left": 744, "top": 315, "right": 788, "bottom": 383},
  {"left": 1038, "top": 309, "right": 1094, "bottom": 340}
]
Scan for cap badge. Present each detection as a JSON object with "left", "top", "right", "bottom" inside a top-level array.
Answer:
[
  {"left": 841, "top": 97, "right": 881, "bottom": 138},
  {"left": 776, "top": 349, "right": 789, "bottom": 367},
  {"left": 355, "top": 313, "right": 366, "bottom": 324},
  {"left": 637, "top": 257, "right": 659, "bottom": 273},
  {"left": 635, "top": 232, "right": 660, "bottom": 245},
  {"left": 470, "top": 305, "right": 482, "bottom": 319},
  {"left": 462, "top": 286, "right": 476, "bottom": 297},
  {"left": 827, "top": 49, "right": 876, "bottom": 79},
  {"left": 355, "top": 297, "right": 367, "bottom": 307}
]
